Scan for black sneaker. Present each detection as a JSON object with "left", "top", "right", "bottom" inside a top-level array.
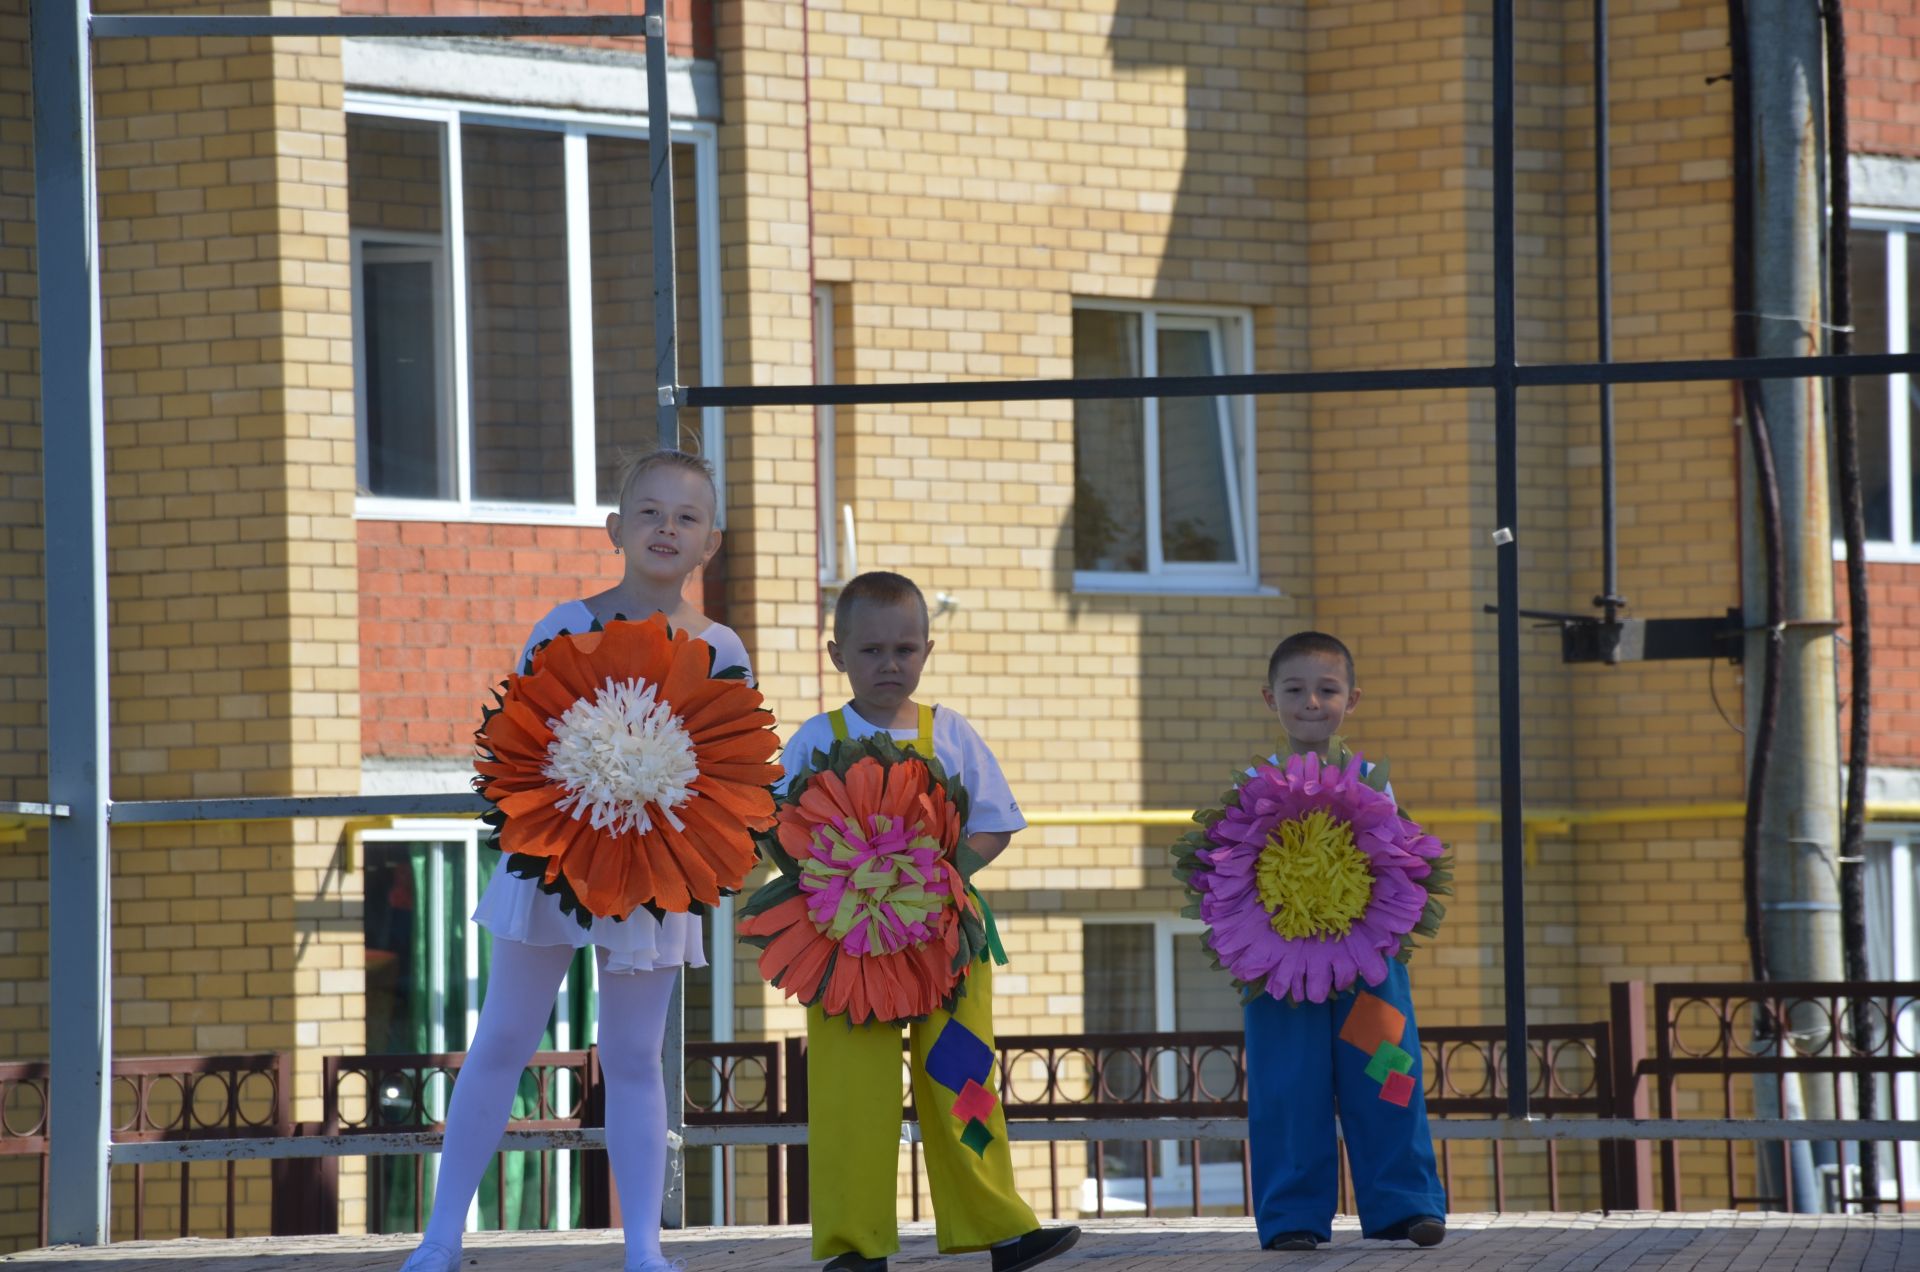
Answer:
[
  {"left": 822, "top": 1255, "right": 887, "bottom": 1272},
  {"left": 990, "top": 1226, "right": 1080, "bottom": 1272},
  {"left": 1264, "top": 1231, "right": 1321, "bottom": 1251},
  {"left": 1371, "top": 1215, "right": 1446, "bottom": 1247}
]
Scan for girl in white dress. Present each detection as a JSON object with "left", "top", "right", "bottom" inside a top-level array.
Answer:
[{"left": 401, "top": 450, "right": 740, "bottom": 1272}]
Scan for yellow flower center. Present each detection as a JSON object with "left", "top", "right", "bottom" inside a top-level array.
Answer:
[{"left": 1254, "top": 809, "right": 1375, "bottom": 940}]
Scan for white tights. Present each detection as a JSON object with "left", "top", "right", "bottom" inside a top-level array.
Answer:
[{"left": 414, "top": 937, "right": 680, "bottom": 1267}]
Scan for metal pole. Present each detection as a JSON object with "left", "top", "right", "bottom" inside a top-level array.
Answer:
[
  {"left": 643, "top": 0, "right": 686, "bottom": 1221},
  {"left": 30, "top": 0, "right": 113, "bottom": 1243},
  {"left": 645, "top": 0, "right": 681, "bottom": 451},
  {"left": 1491, "top": 0, "right": 1531, "bottom": 1122},
  {"left": 1593, "top": 0, "right": 1622, "bottom": 623},
  {"left": 663, "top": 973, "right": 686, "bottom": 1227}
]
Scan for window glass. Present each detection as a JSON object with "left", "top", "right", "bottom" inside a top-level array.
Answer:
[
  {"left": 1155, "top": 325, "right": 1237, "bottom": 564},
  {"left": 1072, "top": 309, "right": 1147, "bottom": 573},
  {"left": 348, "top": 117, "right": 452, "bottom": 500},
  {"left": 590, "top": 137, "right": 706, "bottom": 504},
  {"left": 463, "top": 124, "right": 573, "bottom": 504},
  {"left": 1850, "top": 229, "right": 1892, "bottom": 541}
]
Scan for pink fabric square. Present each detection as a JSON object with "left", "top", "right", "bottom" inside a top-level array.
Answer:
[
  {"left": 1379, "top": 1070, "right": 1416, "bottom": 1107},
  {"left": 950, "top": 1078, "right": 998, "bottom": 1124}
]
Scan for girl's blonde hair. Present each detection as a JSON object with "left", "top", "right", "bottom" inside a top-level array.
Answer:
[{"left": 614, "top": 447, "right": 718, "bottom": 514}]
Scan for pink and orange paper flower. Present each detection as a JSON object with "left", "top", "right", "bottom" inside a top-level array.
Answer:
[
  {"left": 739, "top": 737, "right": 991, "bottom": 1024},
  {"left": 1173, "top": 743, "right": 1452, "bottom": 1005}
]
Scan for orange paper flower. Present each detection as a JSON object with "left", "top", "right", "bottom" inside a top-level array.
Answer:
[
  {"left": 739, "top": 740, "right": 990, "bottom": 1024},
  {"left": 474, "top": 615, "right": 782, "bottom": 921}
]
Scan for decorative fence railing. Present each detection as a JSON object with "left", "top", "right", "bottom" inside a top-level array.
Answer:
[
  {"left": 0, "top": 1052, "right": 292, "bottom": 1245},
  {"left": 4, "top": 980, "right": 1917, "bottom": 1245}
]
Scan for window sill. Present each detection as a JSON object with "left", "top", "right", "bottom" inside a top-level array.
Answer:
[
  {"left": 1831, "top": 540, "right": 1920, "bottom": 566},
  {"left": 1072, "top": 572, "right": 1281, "bottom": 600},
  {"left": 358, "top": 496, "right": 613, "bottom": 528}
]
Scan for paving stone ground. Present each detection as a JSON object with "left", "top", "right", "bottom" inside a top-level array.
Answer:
[{"left": 4, "top": 1213, "right": 1916, "bottom": 1272}]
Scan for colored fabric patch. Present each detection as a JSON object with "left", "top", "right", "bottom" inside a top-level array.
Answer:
[
  {"left": 1380, "top": 1070, "right": 1416, "bottom": 1107},
  {"left": 1337, "top": 990, "right": 1407, "bottom": 1056},
  {"left": 950, "top": 1078, "right": 998, "bottom": 1125},
  {"left": 1363, "top": 1040, "right": 1415, "bottom": 1084},
  {"left": 959, "top": 1117, "right": 994, "bottom": 1157},
  {"left": 925, "top": 1018, "right": 995, "bottom": 1094}
]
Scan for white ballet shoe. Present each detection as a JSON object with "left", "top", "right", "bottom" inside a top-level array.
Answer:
[
  {"left": 398, "top": 1240, "right": 462, "bottom": 1272},
  {"left": 623, "top": 1256, "right": 687, "bottom": 1272}
]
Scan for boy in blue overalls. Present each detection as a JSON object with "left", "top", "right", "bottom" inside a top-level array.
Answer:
[{"left": 1245, "top": 631, "right": 1447, "bottom": 1250}]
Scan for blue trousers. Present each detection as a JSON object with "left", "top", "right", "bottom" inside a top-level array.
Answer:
[{"left": 1243, "top": 959, "right": 1446, "bottom": 1244}]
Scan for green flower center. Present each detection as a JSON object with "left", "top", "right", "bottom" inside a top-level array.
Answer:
[{"left": 1254, "top": 809, "right": 1375, "bottom": 940}]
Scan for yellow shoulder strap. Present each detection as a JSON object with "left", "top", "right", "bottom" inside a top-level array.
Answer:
[
  {"left": 828, "top": 709, "right": 849, "bottom": 741},
  {"left": 911, "top": 703, "right": 935, "bottom": 759}
]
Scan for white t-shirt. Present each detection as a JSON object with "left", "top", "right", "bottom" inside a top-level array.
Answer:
[
  {"left": 780, "top": 702, "right": 1026, "bottom": 837},
  {"left": 517, "top": 599, "right": 753, "bottom": 683}
]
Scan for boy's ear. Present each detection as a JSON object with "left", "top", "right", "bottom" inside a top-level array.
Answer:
[
  {"left": 923, "top": 637, "right": 935, "bottom": 661},
  {"left": 605, "top": 510, "right": 622, "bottom": 547},
  {"left": 701, "top": 527, "right": 722, "bottom": 565},
  {"left": 1347, "top": 686, "right": 1362, "bottom": 714},
  {"left": 827, "top": 639, "right": 846, "bottom": 672},
  {"left": 1261, "top": 683, "right": 1278, "bottom": 711}
]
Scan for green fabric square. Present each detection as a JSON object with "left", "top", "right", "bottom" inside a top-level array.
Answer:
[
  {"left": 959, "top": 1117, "right": 994, "bottom": 1157},
  {"left": 1364, "top": 1040, "right": 1414, "bottom": 1084}
]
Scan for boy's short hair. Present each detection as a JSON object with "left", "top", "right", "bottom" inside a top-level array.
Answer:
[
  {"left": 614, "top": 447, "right": 717, "bottom": 514},
  {"left": 834, "top": 571, "right": 929, "bottom": 641},
  {"left": 1267, "top": 631, "right": 1356, "bottom": 689}
]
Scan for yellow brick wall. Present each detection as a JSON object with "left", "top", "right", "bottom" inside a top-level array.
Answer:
[
  {"left": 0, "top": 0, "right": 365, "bottom": 1244},
  {"left": 714, "top": 0, "right": 1760, "bottom": 1220}
]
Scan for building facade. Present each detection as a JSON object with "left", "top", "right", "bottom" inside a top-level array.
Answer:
[{"left": 2, "top": 0, "right": 1918, "bottom": 1244}]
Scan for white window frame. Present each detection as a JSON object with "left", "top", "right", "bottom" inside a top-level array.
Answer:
[
  {"left": 815, "top": 284, "right": 848, "bottom": 585},
  {"left": 351, "top": 234, "right": 455, "bottom": 501},
  {"left": 1836, "top": 211, "right": 1920, "bottom": 563},
  {"left": 1071, "top": 299, "right": 1262, "bottom": 595},
  {"left": 1864, "top": 830, "right": 1920, "bottom": 1197},
  {"left": 1078, "top": 914, "right": 1245, "bottom": 1213},
  {"left": 346, "top": 94, "right": 726, "bottom": 527}
]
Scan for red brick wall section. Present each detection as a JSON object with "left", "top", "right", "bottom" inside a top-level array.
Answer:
[
  {"left": 1848, "top": 0, "right": 1920, "bottom": 158},
  {"left": 1837, "top": 562, "right": 1920, "bottom": 766},
  {"left": 340, "top": 0, "right": 713, "bottom": 61},
  {"left": 360, "top": 520, "right": 719, "bottom": 758}
]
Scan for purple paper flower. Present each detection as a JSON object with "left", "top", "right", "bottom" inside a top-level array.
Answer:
[{"left": 1183, "top": 749, "right": 1448, "bottom": 1004}]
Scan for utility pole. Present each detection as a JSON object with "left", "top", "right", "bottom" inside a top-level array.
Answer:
[{"left": 1737, "top": 0, "right": 1846, "bottom": 1209}]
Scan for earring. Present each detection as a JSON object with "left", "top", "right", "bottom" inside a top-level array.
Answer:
[{"left": 612, "top": 545, "right": 623, "bottom": 555}]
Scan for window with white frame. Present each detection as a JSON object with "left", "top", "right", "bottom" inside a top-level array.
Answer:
[
  {"left": 1842, "top": 221, "right": 1919, "bottom": 555},
  {"left": 1071, "top": 303, "right": 1257, "bottom": 590},
  {"left": 346, "top": 102, "right": 723, "bottom": 523},
  {"left": 1861, "top": 835, "right": 1919, "bottom": 1200},
  {"left": 1080, "top": 917, "right": 1246, "bottom": 1213}
]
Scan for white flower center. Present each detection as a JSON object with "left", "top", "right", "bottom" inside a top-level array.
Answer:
[{"left": 542, "top": 676, "right": 700, "bottom": 836}]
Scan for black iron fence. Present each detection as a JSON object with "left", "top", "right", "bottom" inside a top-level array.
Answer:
[{"left": 4, "top": 980, "right": 1916, "bottom": 1244}]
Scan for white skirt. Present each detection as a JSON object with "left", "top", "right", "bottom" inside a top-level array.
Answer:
[{"left": 471, "top": 857, "right": 707, "bottom": 974}]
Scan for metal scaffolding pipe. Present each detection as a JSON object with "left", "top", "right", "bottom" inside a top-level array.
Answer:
[{"left": 30, "top": 0, "right": 112, "bottom": 1243}]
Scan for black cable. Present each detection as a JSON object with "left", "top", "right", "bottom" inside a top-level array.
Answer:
[{"left": 1823, "top": 0, "right": 1881, "bottom": 1210}]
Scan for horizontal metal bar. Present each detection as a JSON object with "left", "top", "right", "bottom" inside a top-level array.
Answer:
[
  {"left": 91, "top": 16, "right": 655, "bottom": 39},
  {"left": 104, "top": 1117, "right": 1920, "bottom": 1162},
  {"left": 89, "top": 795, "right": 1920, "bottom": 830},
  {"left": 0, "top": 802, "right": 69, "bottom": 818},
  {"left": 109, "top": 1127, "right": 630, "bottom": 1165},
  {"left": 682, "top": 350, "right": 1920, "bottom": 411},
  {"left": 107, "top": 793, "right": 486, "bottom": 825}
]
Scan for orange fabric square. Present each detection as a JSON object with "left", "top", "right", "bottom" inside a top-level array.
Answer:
[{"left": 1338, "top": 991, "right": 1407, "bottom": 1056}]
